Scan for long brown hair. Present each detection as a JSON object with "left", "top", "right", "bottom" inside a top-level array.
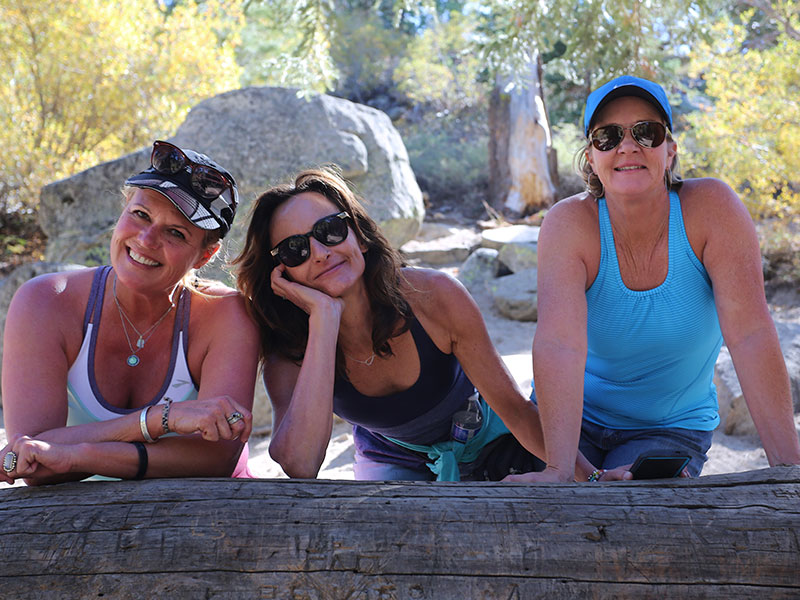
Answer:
[{"left": 233, "top": 166, "right": 412, "bottom": 374}]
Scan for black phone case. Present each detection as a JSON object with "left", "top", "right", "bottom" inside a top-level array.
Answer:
[{"left": 630, "top": 449, "right": 691, "bottom": 479}]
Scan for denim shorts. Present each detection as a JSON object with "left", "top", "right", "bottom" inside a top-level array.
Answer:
[{"left": 578, "top": 418, "right": 714, "bottom": 477}]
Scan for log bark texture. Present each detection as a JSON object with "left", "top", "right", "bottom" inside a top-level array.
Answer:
[{"left": 1, "top": 467, "right": 799, "bottom": 599}]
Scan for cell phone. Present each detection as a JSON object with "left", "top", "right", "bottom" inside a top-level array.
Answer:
[{"left": 629, "top": 449, "right": 691, "bottom": 480}]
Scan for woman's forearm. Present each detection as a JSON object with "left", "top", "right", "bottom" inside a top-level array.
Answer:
[
  {"left": 533, "top": 343, "right": 587, "bottom": 481},
  {"left": 30, "top": 405, "right": 165, "bottom": 445},
  {"left": 269, "top": 311, "right": 339, "bottom": 478},
  {"left": 20, "top": 436, "right": 244, "bottom": 485}
]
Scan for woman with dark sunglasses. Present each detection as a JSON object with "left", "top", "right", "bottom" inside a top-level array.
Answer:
[
  {"left": 511, "top": 75, "right": 800, "bottom": 483},
  {"left": 1, "top": 141, "right": 259, "bottom": 485},
  {"left": 234, "top": 167, "right": 616, "bottom": 482}
]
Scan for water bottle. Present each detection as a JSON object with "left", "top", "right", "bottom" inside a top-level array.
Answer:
[{"left": 451, "top": 391, "right": 483, "bottom": 443}]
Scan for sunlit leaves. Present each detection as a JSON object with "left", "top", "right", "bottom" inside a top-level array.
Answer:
[
  {"left": 394, "top": 10, "right": 485, "bottom": 111},
  {"left": 0, "top": 0, "right": 242, "bottom": 213},
  {"left": 238, "top": 0, "right": 337, "bottom": 92},
  {"left": 683, "top": 10, "right": 800, "bottom": 219}
]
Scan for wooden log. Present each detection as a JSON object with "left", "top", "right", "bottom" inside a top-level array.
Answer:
[{"left": 1, "top": 467, "right": 799, "bottom": 599}]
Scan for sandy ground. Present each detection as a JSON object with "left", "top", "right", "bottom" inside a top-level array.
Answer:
[{"left": 1, "top": 264, "right": 790, "bottom": 487}]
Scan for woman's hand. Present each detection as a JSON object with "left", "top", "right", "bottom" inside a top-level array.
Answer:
[
  {"left": 168, "top": 396, "right": 253, "bottom": 443},
  {"left": 502, "top": 466, "right": 570, "bottom": 483},
  {"left": 597, "top": 465, "right": 633, "bottom": 481},
  {"left": 271, "top": 264, "right": 344, "bottom": 318},
  {"left": 501, "top": 464, "right": 633, "bottom": 483},
  {"left": 1, "top": 435, "right": 74, "bottom": 483}
]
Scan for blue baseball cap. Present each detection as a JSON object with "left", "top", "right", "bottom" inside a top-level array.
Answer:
[{"left": 583, "top": 75, "right": 673, "bottom": 136}]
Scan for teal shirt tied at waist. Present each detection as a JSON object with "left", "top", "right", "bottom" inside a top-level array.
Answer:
[{"left": 383, "top": 397, "right": 509, "bottom": 481}]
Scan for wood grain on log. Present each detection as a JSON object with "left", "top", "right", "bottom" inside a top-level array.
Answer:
[{"left": 1, "top": 467, "right": 799, "bottom": 599}]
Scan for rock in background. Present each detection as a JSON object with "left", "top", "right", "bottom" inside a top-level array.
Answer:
[
  {"left": 38, "top": 86, "right": 424, "bottom": 285},
  {"left": 1, "top": 88, "right": 423, "bottom": 428},
  {"left": 715, "top": 319, "right": 800, "bottom": 437}
]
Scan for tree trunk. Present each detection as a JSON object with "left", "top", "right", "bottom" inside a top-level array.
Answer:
[
  {"left": 489, "top": 54, "right": 557, "bottom": 217},
  {"left": 1, "top": 467, "right": 799, "bottom": 599}
]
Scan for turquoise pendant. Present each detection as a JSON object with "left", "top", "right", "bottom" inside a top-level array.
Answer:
[{"left": 127, "top": 354, "right": 140, "bottom": 367}]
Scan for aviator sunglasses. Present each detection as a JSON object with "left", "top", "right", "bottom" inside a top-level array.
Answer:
[
  {"left": 151, "top": 140, "right": 236, "bottom": 202},
  {"left": 589, "top": 121, "right": 667, "bottom": 152},
  {"left": 270, "top": 212, "right": 351, "bottom": 267}
]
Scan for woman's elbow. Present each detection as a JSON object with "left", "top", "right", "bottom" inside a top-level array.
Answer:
[{"left": 268, "top": 440, "right": 321, "bottom": 479}]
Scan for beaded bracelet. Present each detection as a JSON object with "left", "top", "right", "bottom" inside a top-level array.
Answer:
[
  {"left": 131, "top": 441, "right": 148, "bottom": 480},
  {"left": 588, "top": 468, "right": 606, "bottom": 482},
  {"left": 161, "top": 398, "right": 173, "bottom": 434},
  {"left": 139, "top": 405, "right": 156, "bottom": 443}
]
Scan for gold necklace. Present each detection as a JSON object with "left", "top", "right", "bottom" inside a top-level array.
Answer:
[{"left": 113, "top": 275, "right": 175, "bottom": 367}]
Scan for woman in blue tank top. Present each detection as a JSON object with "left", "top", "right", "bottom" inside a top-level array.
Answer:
[
  {"left": 234, "top": 167, "right": 613, "bottom": 481},
  {"left": 1, "top": 141, "right": 258, "bottom": 486},
  {"left": 519, "top": 75, "right": 800, "bottom": 482}
]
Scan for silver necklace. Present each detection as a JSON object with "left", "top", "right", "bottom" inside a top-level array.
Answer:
[
  {"left": 345, "top": 351, "right": 376, "bottom": 366},
  {"left": 113, "top": 275, "right": 175, "bottom": 367}
]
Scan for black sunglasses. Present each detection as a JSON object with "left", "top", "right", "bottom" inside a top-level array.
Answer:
[
  {"left": 151, "top": 141, "right": 236, "bottom": 203},
  {"left": 589, "top": 121, "right": 667, "bottom": 152},
  {"left": 270, "top": 212, "right": 351, "bottom": 267}
]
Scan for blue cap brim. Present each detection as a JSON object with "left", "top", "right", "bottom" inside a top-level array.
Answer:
[{"left": 584, "top": 76, "right": 673, "bottom": 136}]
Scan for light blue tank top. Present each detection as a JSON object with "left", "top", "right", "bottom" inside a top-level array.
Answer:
[{"left": 583, "top": 190, "right": 722, "bottom": 430}]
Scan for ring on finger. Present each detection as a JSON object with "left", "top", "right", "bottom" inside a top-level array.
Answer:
[
  {"left": 3, "top": 451, "right": 18, "bottom": 473},
  {"left": 226, "top": 411, "right": 244, "bottom": 425}
]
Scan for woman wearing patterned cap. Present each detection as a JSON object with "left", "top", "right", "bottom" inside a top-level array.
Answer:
[
  {"left": 1, "top": 140, "right": 259, "bottom": 485},
  {"left": 506, "top": 75, "right": 800, "bottom": 483}
]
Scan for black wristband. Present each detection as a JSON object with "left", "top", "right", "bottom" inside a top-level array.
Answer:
[{"left": 131, "top": 441, "right": 148, "bottom": 480}]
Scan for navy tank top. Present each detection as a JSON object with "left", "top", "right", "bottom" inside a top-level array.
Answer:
[{"left": 333, "top": 318, "right": 475, "bottom": 466}]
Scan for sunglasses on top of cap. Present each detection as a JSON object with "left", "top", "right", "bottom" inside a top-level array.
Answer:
[
  {"left": 589, "top": 121, "right": 667, "bottom": 152},
  {"left": 270, "top": 212, "right": 351, "bottom": 267},
  {"left": 151, "top": 139, "right": 237, "bottom": 212}
]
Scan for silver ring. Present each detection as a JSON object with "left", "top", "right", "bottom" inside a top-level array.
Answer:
[
  {"left": 3, "top": 451, "right": 18, "bottom": 473},
  {"left": 226, "top": 411, "right": 244, "bottom": 425}
]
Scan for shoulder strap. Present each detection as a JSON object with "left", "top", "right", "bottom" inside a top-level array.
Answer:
[{"left": 82, "top": 266, "right": 112, "bottom": 334}]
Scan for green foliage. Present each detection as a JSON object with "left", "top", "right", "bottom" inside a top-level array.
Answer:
[
  {"left": 682, "top": 7, "right": 800, "bottom": 220},
  {"left": 0, "top": 0, "right": 242, "bottom": 215},
  {"left": 238, "top": 0, "right": 336, "bottom": 91},
  {"left": 394, "top": 11, "right": 486, "bottom": 111},
  {"left": 475, "top": 0, "right": 722, "bottom": 125},
  {"left": 550, "top": 122, "right": 586, "bottom": 197},
  {"left": 398, "top": 107, "right": 489, "bottom": 215},
  {"left": 330, "top": 9, "right": 409, "bottom": 102}
]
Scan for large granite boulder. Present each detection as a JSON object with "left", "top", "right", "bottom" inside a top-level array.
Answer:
[
  {"left": 489, "top": 268, "right": 538, "bottom": 322},
  {"left": 715, "top": 318, "right": 800, "bottom": 436},
  {"left": 39, "top": 87, "right": 424, "bottom": 284}
]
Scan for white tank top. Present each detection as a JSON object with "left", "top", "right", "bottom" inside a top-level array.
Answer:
[{"left": 66, "top": 266, "right": 198, "bottom": 425}]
